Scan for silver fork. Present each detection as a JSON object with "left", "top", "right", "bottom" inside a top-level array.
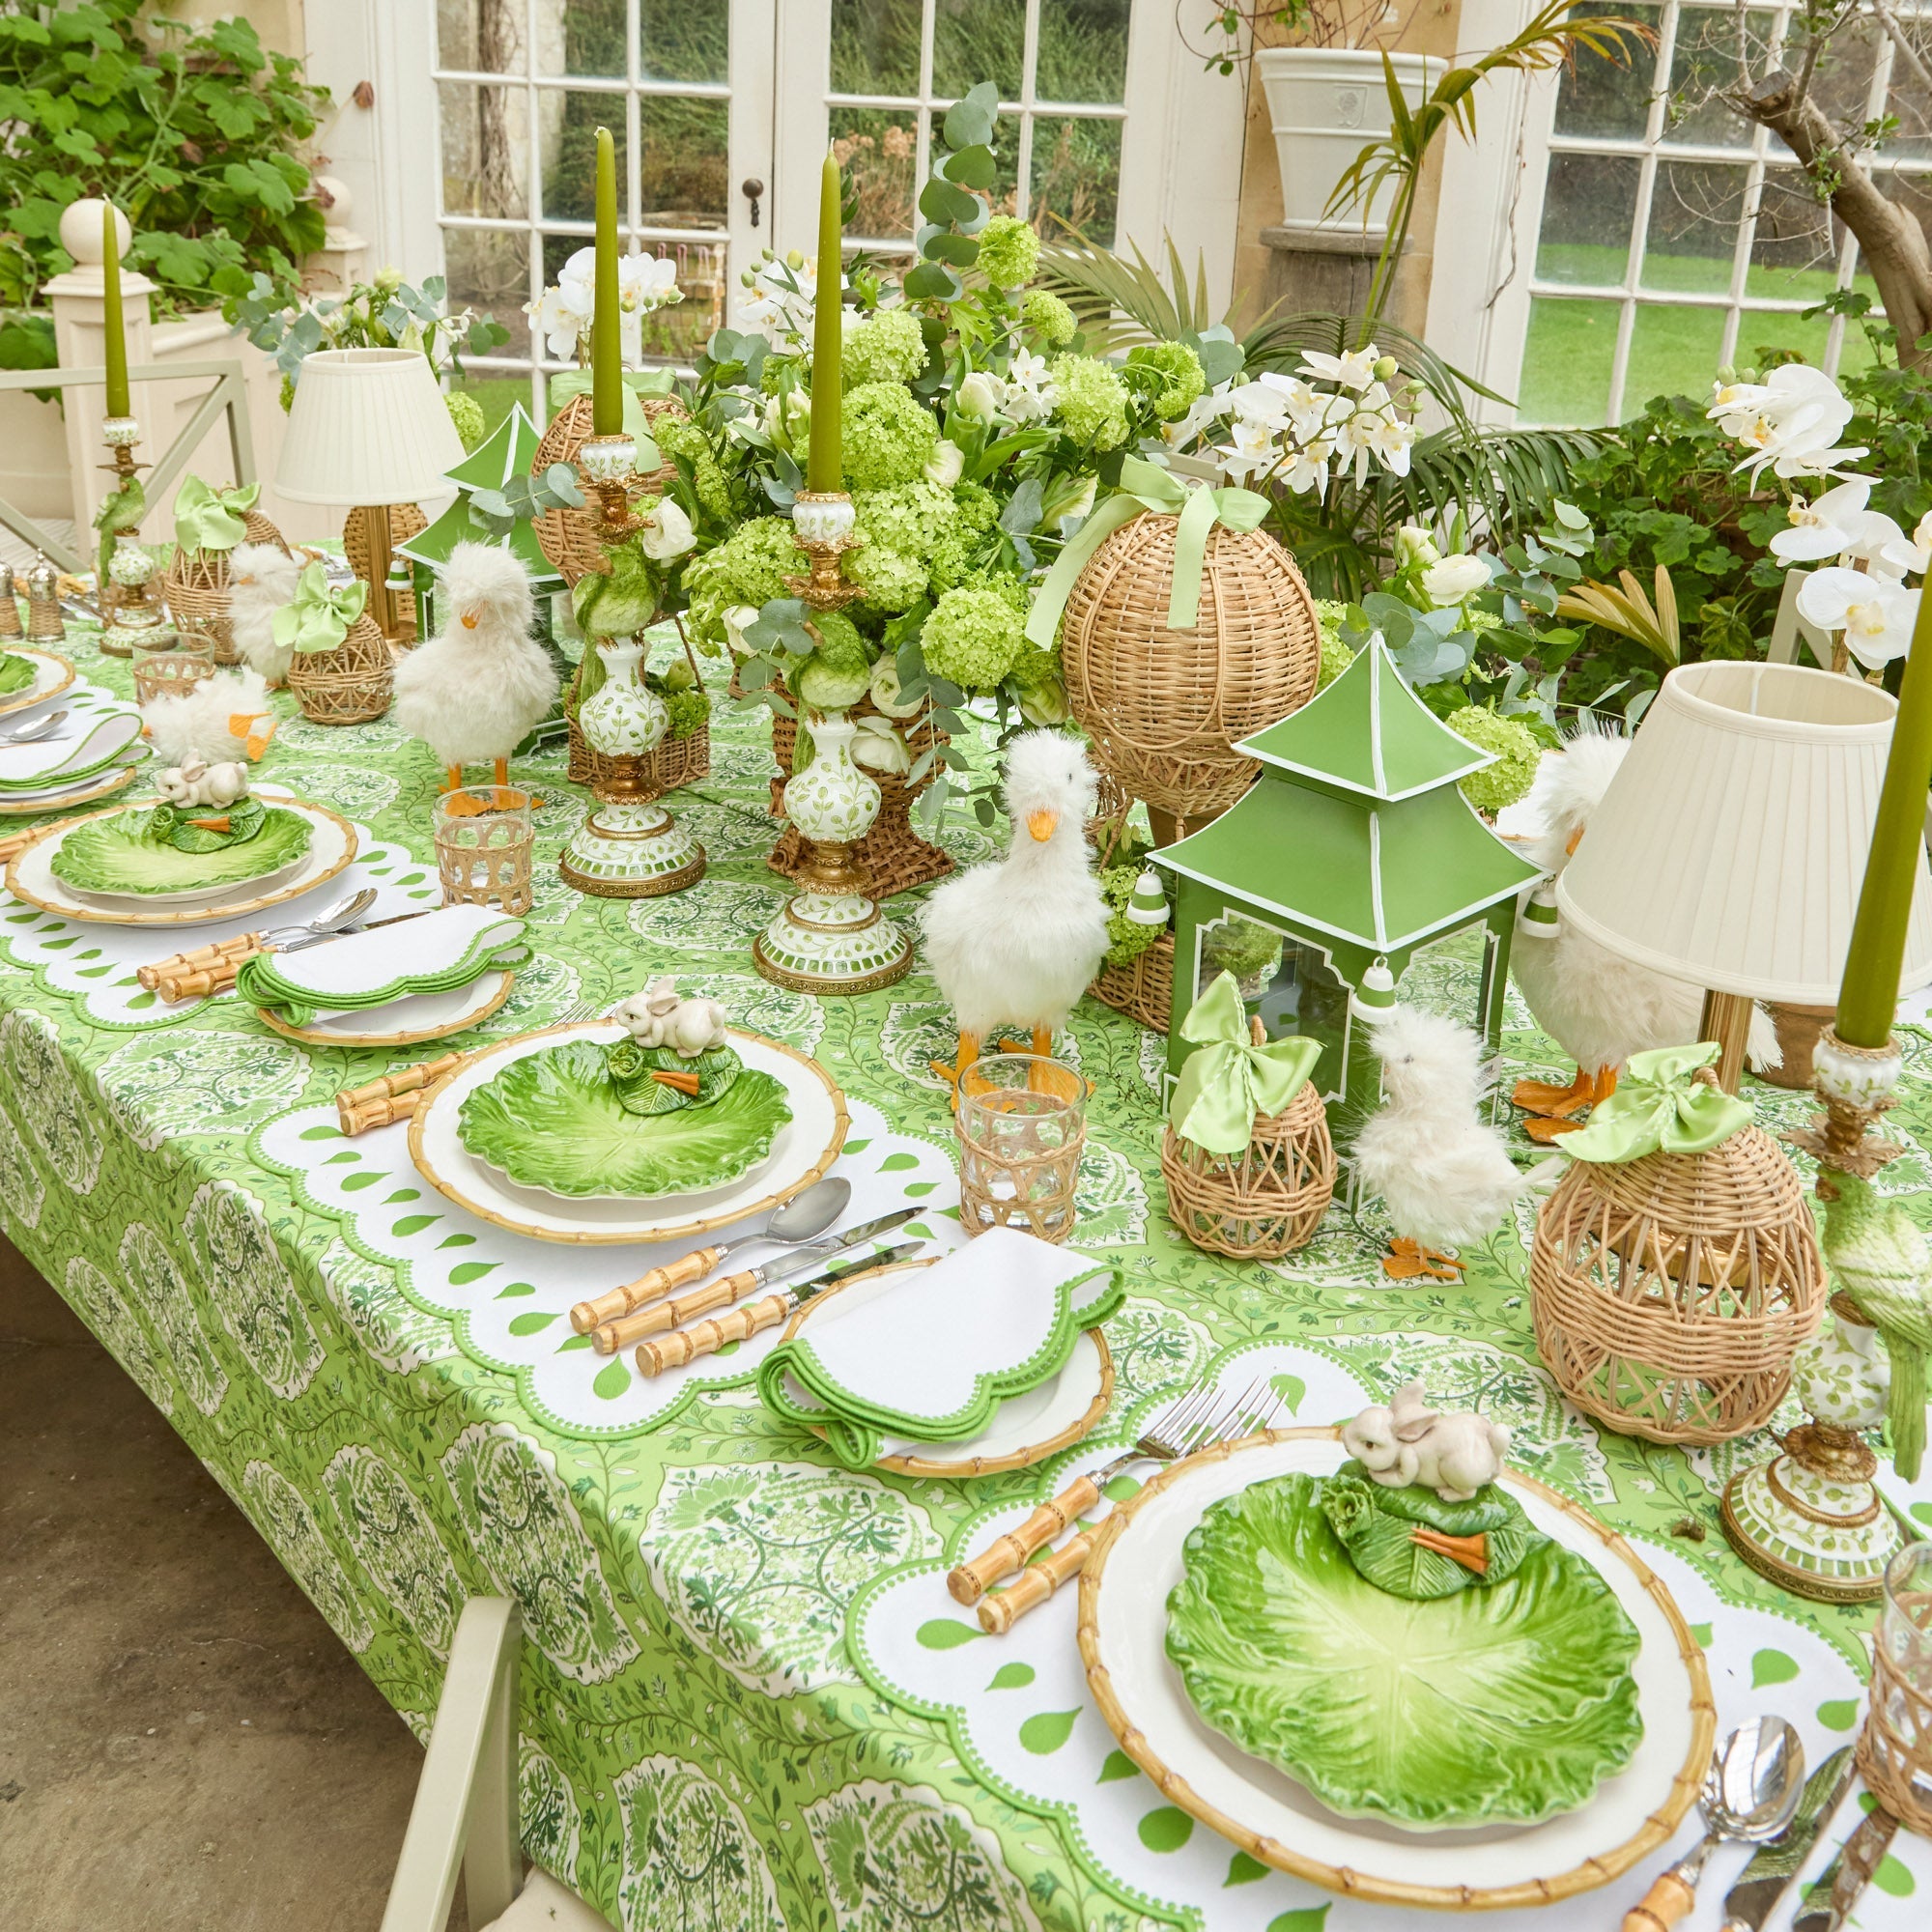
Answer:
[
  {"left": 960, "top": 1377, "right": 1284, "bottom": 1631},
  {"left": 254, "top": 888, "right": 380, "bottom": 952}
]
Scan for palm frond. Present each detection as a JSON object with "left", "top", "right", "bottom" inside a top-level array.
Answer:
[
  {"left": 1555, "top": 565, "right": 1682, "bottom": 665},
  {"left": 1035, "top": 233, "right": 1216, "bottom": 351}
]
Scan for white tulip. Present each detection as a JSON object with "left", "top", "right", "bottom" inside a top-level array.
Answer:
[
  {"left": 956, "top": 370, "right": 1005, "bottom": 419},
  {"left": 924, "top": 439, "right": 965, "bottom": 489},
  {"left": 1422, "top": 554, "right": 1491, "bottom": 605}
]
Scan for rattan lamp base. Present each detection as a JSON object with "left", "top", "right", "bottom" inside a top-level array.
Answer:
[
  {"left": 1719, "top": 1424, "right": 1899, "bottom": 1604},
  {"left": 558, "top": 797, "right": 706, "bottom": 899},
  {"left": 753, "top": 889, "right": 912, "bottom": 995}
]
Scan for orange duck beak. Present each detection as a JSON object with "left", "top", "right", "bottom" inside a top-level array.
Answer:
[{"left": 1026, "top": 809, "right": 1058, "bottom": 842}]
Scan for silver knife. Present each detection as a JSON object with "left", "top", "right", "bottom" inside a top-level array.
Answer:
[
  {"left": 1720, "top": 1746, "right": 1856, "bottom": 1931},
  {"left": 592, "top": 1206, "right": 921, "bottom": 1350},
  {"left": 1791, "top": 1803, "right": 1900, "bottom": 1932}
]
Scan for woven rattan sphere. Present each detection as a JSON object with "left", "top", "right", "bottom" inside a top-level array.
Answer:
[
  {"left": 1061, "top": 513, "right": 1321, "bottom": 821},
  {"left": 1529, "top": 1124, "right": 1826, "bottom": 1445},
  {"left": 161, "top": 510, "right": 288, "bottom": 664},
  {"left": 285, "top": 608, "right": 393, "bottom": 725},
  {"left": 532, "top": 391, "right": 687, "bottom": 584},
  {"left": 1160, "top": 1078, "right": 1335, "bottom": 1260}
]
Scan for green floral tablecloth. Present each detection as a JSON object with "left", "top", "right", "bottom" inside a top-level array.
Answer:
[{"left": 7, "top": 626, "right": 1932, "bottom": 1932}]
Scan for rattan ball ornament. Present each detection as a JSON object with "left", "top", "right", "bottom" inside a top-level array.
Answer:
[
  {"left": 1530, "top": 1083, "right": 1826, "bottom": 1445},
  {"left": 285, "top": 605, "right": 393, "bottom": 725},
  {"left": 162, "top": 508, "right": 288, "bottom": 665},
  {"left": 1060, "top": 514, "right": 1321, "bottom": 824}
]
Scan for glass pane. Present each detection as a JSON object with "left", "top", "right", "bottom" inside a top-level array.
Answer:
[
  {"left": 539, "top": 0, "right": 624, "bottom": 77},
  {"left": 445, "top": 371, "right": 531, "bottom": 444},
  {"left": 832, "top": 107, "right": 920, "bottom": 241},
  {"left": 640, "top": 97, "right": 728, "bottom": 229},
  {"left": 934, "top": 0, "right": 1023, "bottom": 101},
  {"left": 641, "top": 0, "right": 727, "bottom": 85},
  {"left": 1037, "top": 0, "right": 1130, "bottom": 105},
  {"left": 1519, "top": 297, "right": 1620, "bottom": 425},
  {"left": 1641, "top": 160, "right": 1746, "bottom": 294},
  {"left": 438, "top": 83, "right": 528, "bottom": 218},
  {"left": 445, "top": 228, "right": 533, "bottom": 359},
  {"left": 438, "top": 0, "right": 526, "bottom": 74},
  {"left": 1028, "top": 115, "right": 1122, "bottom": 244},
  {"left": 1885, "top": 34, "right": 1932, "bottom": 158},
  {"left": 1553, "top": 3, "right": 1662, "bottom": 139},
  {"left": 540, "top": 96, "right": 626, "bottom": 225},
  {"left": 639, "top": 242, "right": 727, "bottom": 362},
  {"left": 1535, "top": 153, "right": 1638, "bottom": 286},
  {"left": 832, "top": 0, "right": 923, "bottom": 95},
  {"left": 1663, "top": 7, "right": 1770, "bottom": 147},
  {"left": 1745, "top": 170, "right": 1841, "bottom": 304},
  {"left": 1733, "top": 308, "right": 1833, "bottom": 373},
  {"left": 1624, "top": 301, "right": 1726, "bottom": 412}
]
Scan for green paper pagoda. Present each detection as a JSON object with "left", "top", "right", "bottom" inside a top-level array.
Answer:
[{"left": 1153, "top": 639, "right": 1540, "bottom": 1133}]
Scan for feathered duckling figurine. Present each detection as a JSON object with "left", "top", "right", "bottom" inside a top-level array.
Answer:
[
  {"left": 1821, "top": 1172, "right": 1932, "bottom": 1480},
  {"left": 919, "top": 730, "right": 1111, "bottom": 1085},
  {"left": 392, "top": 542, "right": 556, "bottom": 799},
  {"left": 226, "top": 541, "right": 303, "bottom": 686},
  {"left": 142, "top": 667, "right": 276, "bottom": 768},
  {"left": 1506, "top": 724, "right": 1777, "bottom": 1140},
  {"left": 1352, "top": 1005, "right": 1527, "bottom": 1279}
]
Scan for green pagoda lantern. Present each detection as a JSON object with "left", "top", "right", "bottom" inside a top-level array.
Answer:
[{"left": 1152, "top": 639, "right": 1541, "bottom": 1135}]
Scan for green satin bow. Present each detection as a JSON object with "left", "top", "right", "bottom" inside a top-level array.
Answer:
[
  {"left": 173, "top": 475, "right": 262, "bottom": 554},
  {"left": 548, "top": 368, "right": 671, "bottom": 453},
  {"left": 1168, "top": 972, "right": 1322, "bottom": 1155},
  {"left": 1558, "top": 1041, "right": 1752, "bottom": 1163},
  {"left": 1025, "top": 455, "right": 1270, "bottom": 648},
  {"left": 270, "top": 561, "right": 368, "bottom": 654}
]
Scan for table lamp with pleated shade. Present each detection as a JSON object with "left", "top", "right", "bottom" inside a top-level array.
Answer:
[
  {"left": 276, "top": 347, "right": 465, "bottom": 645},
  {"left": 1555, "top": 659, "right": 1932, "bottom": 1091}
]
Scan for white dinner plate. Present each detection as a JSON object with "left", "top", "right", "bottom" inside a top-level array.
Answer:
[{"left": 254, "top": 970, "right": 516, "bottom": 1048}]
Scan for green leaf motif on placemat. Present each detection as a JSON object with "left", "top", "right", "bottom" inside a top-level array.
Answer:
[
  {"left": 51, "top": 804, "right": 311, "bottom": 895},
  {"left": 458, "top": 1039, "right": 791, "bottom": 1198},
  {"left": 1164, "top": 1471, "right": 1643, "bottom": 1828}
]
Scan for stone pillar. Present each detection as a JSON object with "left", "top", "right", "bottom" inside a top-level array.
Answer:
[
  {"left": 304, "top": 176, "right": 369, "bottom": 296},
  {"left": 1258, "top": 226, "right": 1421, "bottom": 332},
  {"left": 45, "top": 200, "right": 157, "bottom": 538}
]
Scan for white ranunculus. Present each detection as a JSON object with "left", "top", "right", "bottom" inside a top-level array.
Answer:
[
  {"left": 639, "top": 498, "right": 696, "bottom": 561},
  {"left": 924, "top": 438, "right": 965, "bottom": 489},
  {"left": 850, "top": 715, "right": 912, "bottom": 774},
  {"left": 1422, "top": 553, "right": 1491, "bottom": 605},
  {"left": 722, "top": 606, "right": 761, "bottom": 658},
  {"left": 955, "top": 370, "right": 1005, "bottom": 419},
  {"left": 1395, "top": 524, "right": 1440, "bottom": 569},
  {"left": 1797, "top": 565, "right": 1921, "bottom": 668}
]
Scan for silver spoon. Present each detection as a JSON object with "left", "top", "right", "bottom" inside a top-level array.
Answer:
[
  {"left": 571, "top": 1175, "right": 854, "bottom": 1334},
  {"left": 0, "top": 708, "right": 68, "bottom": 746},
  {"left": 1623, "top": 1717, "right": 1804, "bottom": 1932},
  {"left": 255, "top": 888, "right": 379, "bottom": 952}
]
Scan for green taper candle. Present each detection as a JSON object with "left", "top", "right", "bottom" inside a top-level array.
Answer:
[
  {"left": 590, "top": 127, "right": 621, "bottom": 437},
  {"left": 806, "top": 152, "right": 842, "bottom": 493},
  {"left": 101, "top": 201, "right": 129, "bottom": 419},
  {"left": 1836, "top": 589, "right": 1932, "bottom": 1047}
]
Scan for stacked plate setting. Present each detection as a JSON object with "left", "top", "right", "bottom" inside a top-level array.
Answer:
[{"left": 0, "top": 713, "right": 147, "bottom": 812}]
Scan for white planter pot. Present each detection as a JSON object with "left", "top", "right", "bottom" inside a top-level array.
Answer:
[{"left": 1257, "top": 47, "right": 1445, "bottom": 233}]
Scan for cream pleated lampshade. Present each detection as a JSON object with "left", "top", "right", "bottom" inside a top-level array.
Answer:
[
  {"left": 275, "top": 347, "right": 466, "bottom": 505},
  {"left": 1556, "top": 660, "right": 1932, "bottom": 1006}
]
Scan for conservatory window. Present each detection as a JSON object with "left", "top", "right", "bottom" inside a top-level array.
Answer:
[{"left": 1516, "top": 0, "right": 1930, "bottom": 425}]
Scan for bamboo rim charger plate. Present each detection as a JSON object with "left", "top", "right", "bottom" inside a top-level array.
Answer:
[
  {"left": 409, "top": 1020, "right": 849, "bottom": 1246},
  {"left": 0, "top": 648, "right": 74, "bottom": 719},
  {"left": 3, "top": 796, "right": 358, "bottom": 927},
  {"left": 781, "top": 1255, "right": 1114, "bottom": 1477},
  {"left": 1077, "top": 1428, "right": 1713, "bottom": 1913},
  {"left": 255, "top": 971, "right": 516, "bottom": 1048}
]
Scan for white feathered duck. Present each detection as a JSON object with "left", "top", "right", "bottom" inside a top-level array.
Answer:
[
  {"left": 1503, "top": 723, "right": 1776, "bottom": 1141},
  {"left": 393, "top": 542, "right": 557, "bottom": 799},
  {"left": 225, "top": 541, "right": 304, "bottom": 687},
  {"left": 142, "top": 667, "right": 277, "bottom": 768},
  {"left": 1353, "top": 1005, "right": 1530, "bottom": 1280},
  {"left": 919, "top": 730, "right": 1112, "bottom": 1086}
]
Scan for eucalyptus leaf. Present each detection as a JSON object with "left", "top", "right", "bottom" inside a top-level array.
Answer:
[
  {"left": 919, "top": 176, "right": 981, "bottom": 228},
  {"left": 904, "top": 261, "right": 962, "bottom": 302},
  {"left": 925, "top": 233, "right": 981, "bottom": 267},
  {"left": 745, "top": 598, "right": 815, "bottom": 658},
  {"left": 945, "top": 143, "right": 998, "bottom": 189},
  {"left": 943, "top": 84, "right": 998, "bottom": 151}
]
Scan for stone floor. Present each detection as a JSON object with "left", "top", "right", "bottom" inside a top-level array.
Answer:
[{"left": 0, "top": 1235, "right": 469, "bottom": 1932}]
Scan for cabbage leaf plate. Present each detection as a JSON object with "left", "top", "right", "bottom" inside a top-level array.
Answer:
[{"left": 50, "top": 803, "right": 312, "bottom": 900}]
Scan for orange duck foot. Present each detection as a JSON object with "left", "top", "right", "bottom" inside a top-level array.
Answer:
[
  {"left": 1523, "top": 1114, "right": 1587, "bottom": 1145},
  {"left": 1512, "top": 1067, "right": 1595, "bottom": 1120},
  {"left": 1383, "top": 1236, "right": 1464, "bottom": 1281}
]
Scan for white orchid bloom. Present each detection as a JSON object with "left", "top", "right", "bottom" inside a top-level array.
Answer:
[
  {"left": 1226, "top": 381, "right": 1291, "bottom": 430},
  {"left": 924, "top": 438, "right": 965, "bottom": 489},
  {"left": 1218, "top": 415, "right": 1282, "bottom": 483},
  {"left": 1279, "top": 438, "right": 1333, "bottom": 495},
  {"left": 622, "top": 252, "right": 683, "bottom": 313},
  {"left": 1366, "top": 412, "right": 1416, "bottom": 479},
  {"left": 1796, "top": 566, "right": 1921, "bottom": 668},
  {"left": 638, "top": 497, "right": 696, "bottom": 562},
  {"left": 1422, "top": 554, "right": 1490, "bottom": 605},
  {"left": 1301, "top": 344, "right": 1381, "bottom": 391},
  {"left": 1883, "top": 510, "right": 1932, "bottom": 579},
  {"left": 1714, "top": 365, "right": 1864, "bottom": 482},
  {"left": 526, "top": 285, "right": 590, "bottom": 360},
  {"left": 955, "top": 369, "right": 1005, "bottom": 419},
  {"left": 1162, "top": 380, "right": 1236, "bottom": 450},
  {"left": 1257, "top": 372, "right": 1321, "bottom": 419},
  {"left": 1769, "top": 479, "right": 1874, "bottom": 563}
]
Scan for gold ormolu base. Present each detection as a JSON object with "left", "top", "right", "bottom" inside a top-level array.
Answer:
[
  {"left": 751, "top": 833, "right": 912, "bottom": 995},
  {"left": 558, "top": 845, "right": 707, "bottom": 899}
]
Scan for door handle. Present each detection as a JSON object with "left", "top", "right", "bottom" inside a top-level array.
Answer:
[{"left": 741, "top": 177, "right": 765, "bottom": 228}]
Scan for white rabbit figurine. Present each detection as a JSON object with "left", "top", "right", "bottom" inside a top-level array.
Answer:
[
  {"left": 611, "top": 977, "right": 681, "bottom": 1047},
  {"left": 1342, "top": 1380, "right": 1513, "bottom": 1503},
  {"left": 611, "top": 978, "right": 730, "bottom": 1058},
  {"left": 155, "top": 758, "right": 249, "bottom": 810}
]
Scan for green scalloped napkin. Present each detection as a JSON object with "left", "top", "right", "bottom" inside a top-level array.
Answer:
[
  {"left": 1165, "top": 1470, "right": 1643, "bottom": 1829},
  {"left": 757, "top": 1227, "right": 1122, "bottom": 1468},
  {"left": 457, "top": 1038, "right": 792, "bottom": 1199},
  {"left": 50, "top": 803, "right": 311, "bottom": 897},
  {"left": 0, "top": 652, "right": 36, "bottom": 696}
]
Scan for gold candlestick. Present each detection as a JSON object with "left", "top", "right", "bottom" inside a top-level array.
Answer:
[{"left": 94, "top": 413, "right": 148, "bottom": 648}]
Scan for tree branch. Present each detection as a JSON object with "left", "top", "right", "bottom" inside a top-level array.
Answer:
[{"left": 1870, "top": 0, "right": 1932, "bottom": 104}]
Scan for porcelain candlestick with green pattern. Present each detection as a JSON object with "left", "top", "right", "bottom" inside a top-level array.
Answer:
[
  {"left": 558, "top": 637, "right": 706, "bottom": 899},
  {"left": 753, "top": 710, "right": 911, "bottom": 995},
  {"left": 99, "top": 537, "right": 176, "bottom": 655}
]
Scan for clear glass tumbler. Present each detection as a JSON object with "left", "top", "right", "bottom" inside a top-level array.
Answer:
[{"left": 955, "top": 1052, "right": 1087, "bottom": 1244}]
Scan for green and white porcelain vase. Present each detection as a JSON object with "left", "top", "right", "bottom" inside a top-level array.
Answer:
[
  {"left": 753, "top": 709, "right": 911, "bottom": 996},
  {"left": 559, "top": 638, "right": 706, "bottom": 899}
]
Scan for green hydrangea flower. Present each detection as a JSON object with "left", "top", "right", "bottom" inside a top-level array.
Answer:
[
  {"left": 1007, "top": 635, "right": 1060, "bottom": 694},
  {"left": 1124, "top": 340, "right": 1207, "bottom": 421},
  {"left": 652, "top": 415, "right": 732, "bottom": 522},
  {"left": 1099, "top": 863, "right": 1164, "bottom": 967},
  {"left": 1022, "top": 289, "right": 1076, "bottom": 347},
  {"left": 929, "top": 480, "right": 1000, "bottom": 593},
  {"left": 663, "top": 686, "right": 711, "bottom": 741},
  {"left": 1050, "top": 355, "right": 1130, "bottom": 450},
  {"left": 1445, "top": 705, "right": 1543, "bottom": 813},
  {"left": 977, "top": 214, "right": 1041, "bottom": 290},
  {"left": 843, "top": 381, "right": 940, "bottom": 489},
  {"left": 845, "top": 308, "right": 928, "bottom": 386},
  {"left": 683, "top": 515, "right": 800, "bottom": 644},
  {"left": 1313, "top": 599, "right": 1352, "bottom": 691},
  {"left": 444, "top": 390, "right": 486, "bottom": 450},
  {"left": 922, "top": 581, "right": 1026, "bottom": 691}
]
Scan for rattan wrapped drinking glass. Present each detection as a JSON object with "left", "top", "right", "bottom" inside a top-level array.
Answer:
[
  {"left": 955, "top": 1053, "right": 1085, "bottom": 1244},
  {"left": 435, "top": 785, "right": 533, "bottom": 915},
  {"left": 1859, "top": 1539, "right": 1932, "bottom": 1833},
  {"left": 1529, "top": 1117, "right": 1827, "bottom": 1445},
  {"left": 132, "top": 632, "right": 215, "bottom": 706}
]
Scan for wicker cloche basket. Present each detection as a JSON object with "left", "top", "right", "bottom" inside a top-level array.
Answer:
[
  {"left": 285, "top": 607, "right": 394, "bottom": 725},
  {"left": 532, "top": 391, "right": 686, "bottom": 586},
  {"left": 1530, "top": 1114, "right": 1827, "bottom": 1445},
  {"left": 1061, "top": 515, "right": 1321, "bottom": 827},
  {"left": 161, "top": 508, "right": 288, "bottom": 666}
]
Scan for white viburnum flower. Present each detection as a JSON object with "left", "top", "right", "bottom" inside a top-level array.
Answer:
[
  {"left": 1769, "top": 479, "right": 1874, "bottom": 563},
  {"left": 1301, "top": 344, "right": 1380, "bottom": 391},
  {"left": 638, "top": 497, "right": 696, "bottom": 562},
  {"left": 1422, "top": 554, "right": 1491, "bottom": 605},
  {"left": 924, "top": 438, "right": 965, "bottom": 489},
  {"left": 1797, "top": 566, "right": 1921, "bottom": 668}
]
